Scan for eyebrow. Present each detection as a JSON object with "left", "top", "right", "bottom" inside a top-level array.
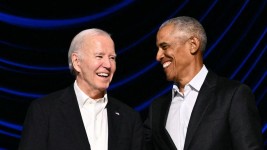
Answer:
[
  {"left": 158, "top": 42, "right": 169, "bottom": 47},
  {"left": 94, "top": 52, "right": 117, "bottom": 57},
  {"left": 94, "top": 52, "right": 104, "bottom": 55}
]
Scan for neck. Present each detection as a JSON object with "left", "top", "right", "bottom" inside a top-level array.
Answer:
[
  {"left": 177, "top": 63, "right": 203, "bottom": 93},
  {"left": 76, "top": 79, "right": 105, "bottom": 99}
]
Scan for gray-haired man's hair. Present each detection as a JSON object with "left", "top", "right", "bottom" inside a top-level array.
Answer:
[
  {"left": 160, "top": 16, "right": 207, "bottom": 53},
  {"left": 67, "top": 28, "right": 111, "bottom": 75}
]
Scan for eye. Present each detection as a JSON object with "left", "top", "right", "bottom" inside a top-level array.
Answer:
[
  {"left": 160, "top": 43, "right": 169, "bottom": 50},
  {"left": 110, "top": 56, "right": 116, "bottom": 61},
  {"left": 164, "top": 44, "right": 171, "bottom": 50},
  {"left": 96, "top": 55, "right": 103, "bottom": 59}
]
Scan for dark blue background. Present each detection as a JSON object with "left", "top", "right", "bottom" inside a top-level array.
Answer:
[{"left": 0, "top": 0, "right": 266, "bottom": 149}]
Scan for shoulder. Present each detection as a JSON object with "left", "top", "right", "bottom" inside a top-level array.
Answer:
[
  {"left": 108, "top": 96, "right": 140, "bottom": 115},
  {"left": 151, "top": 92, "right": 172, "bottom": 107},
  {"left": 216, "top": 74, "right": 252, "bottom": 94},
  {"left": 203, "top": 72, "right": 254, "bottom": 103},
  {"left": 30, "top": 86, "right": 74, "bottom": 107},
  {"left": 205, "top": 71, "right": 252, "bottom": 93},
  {"left": 25, "top": 86, "right": 75, "bottom": 118}
]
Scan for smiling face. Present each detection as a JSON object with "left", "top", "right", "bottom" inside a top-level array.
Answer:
[
  {"left": 156, "top": 24, "right": 194, "bottom": 83},
  {"left": 72, "top": 34, "right": 116, "bottom": 98}
]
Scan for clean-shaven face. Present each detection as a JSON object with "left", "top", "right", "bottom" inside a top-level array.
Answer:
[
  {"left": 77, "top": 34, "right": 116, "bottom": 92},
  {"left": 156, "top": 24, "right": 192, "bottom": 82}
]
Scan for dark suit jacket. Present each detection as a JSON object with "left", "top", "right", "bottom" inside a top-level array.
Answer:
[
  {"left": 144, "top": 71, "right": 263, "bottom": 150},
  {"left": 19, "top": 85, "right": 143, "bottom": 150}
]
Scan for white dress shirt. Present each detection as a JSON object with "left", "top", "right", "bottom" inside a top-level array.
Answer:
[
  {"left": 165, "top": 65, "right": 208, "bottom": 150},
  {"left": 74, "top": 81, "right": 108, "bottom": 150}
]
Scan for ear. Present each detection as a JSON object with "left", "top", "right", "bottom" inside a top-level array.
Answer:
[
  {"left": 71, "top": 53, "right": 81, "bottom": 73},
  {"left": 189, "top": 37, "right": 200, "bottom": 54}
]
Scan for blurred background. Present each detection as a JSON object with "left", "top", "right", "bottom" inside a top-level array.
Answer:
[{"left": 0, "top": 0, "right": 266, "bottom": 149}]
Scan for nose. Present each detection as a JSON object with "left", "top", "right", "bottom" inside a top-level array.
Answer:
[
  {"left": 102, "top": 57, "right": 112, "bottom": 69},
  {"left": 156, "top": 49, "right": 164, "bottom": 62}
]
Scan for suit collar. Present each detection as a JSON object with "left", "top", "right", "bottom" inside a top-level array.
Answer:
[
  {"left": 60, "top": 87, "right": 123, "bottom": 150},
  {"left": 73, "top": 80, "right": 108, "bottom": 108},
  {"left": 106, "top": 96, "right": 121, "bottom": 149},
  {"left": 59, "top": 86, "right": 91, "bottom": 150},
  {"left": 183, "top": 71, "right": 218, "bottom": 150},
  {"left": 158, "top": 92, "right": 178, "bottom": 150},
  {"left": 188, "top": 65, "right": 208, "bottom": 91}
]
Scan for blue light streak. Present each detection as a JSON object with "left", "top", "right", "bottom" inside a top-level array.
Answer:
[
  {"left": 0, "top": 0, "right": 134, "bottom": 29},
  {"left": 230, "top": 27, "right": 267, "bottom": 79},
  {"left": 204, "top": 0, "right": 250, "bottom": 58},
  {"left": 134, "top": 84, "right": 172, "bottom": 111},
  {"left": 241, "top": 44, "right": 267, "bottom": 82},
  {"left": 109, "top": 61, "right": 159, "bottom": 90},
  {"left": 0, "top": 57, "right": 68, "bottom": 71},
  {"left": 0, "top": 120, "right": 22, "bottom": 131},
  {"left": 0, "top": 87, "right": 44, "bottom": 98}
]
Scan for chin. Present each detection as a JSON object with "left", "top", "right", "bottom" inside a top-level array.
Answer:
[
  {"left": 166, "top": 75, "right": 174, "bottom": 82},
  {"left": 98, "top": 84, "right": 110, "bottom": 90},
  {"left": 165, "top": 70, "right": 175, "bottom": 81}
]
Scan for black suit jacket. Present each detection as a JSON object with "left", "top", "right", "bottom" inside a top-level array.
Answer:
[
  {"left": 144, "top": 71, "right": 263, "bottom": 150},
  {"left": 19, "top": 85, "right": 143, "bottom": 150}
]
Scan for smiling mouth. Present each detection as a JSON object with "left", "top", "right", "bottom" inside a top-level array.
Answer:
[
  {"left": 97, "top": 73, "right": 109, "bottom": 77},
  {"left": 162, "top": 61, "right": 171, "bottom": 68}
]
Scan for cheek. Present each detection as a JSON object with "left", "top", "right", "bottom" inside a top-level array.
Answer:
[
  {"left": 173, "top": 48, "right": 190, "bottom": 62},
  {"left": 113, "top": 64, "right": 116, "bottom": 72},
  {"left": 91, "top": 61, "right": 102, "bottom": 69},
  {"left": 111, "top": 62, "right": 116, "bottom": 71}
]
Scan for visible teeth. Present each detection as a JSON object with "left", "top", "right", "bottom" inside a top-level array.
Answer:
[
  {"left": 97, "top": 73, "right": 108, "bottom": 77},
  {"left": 163, "top": 62, "right": 171, "bottom": 68}
]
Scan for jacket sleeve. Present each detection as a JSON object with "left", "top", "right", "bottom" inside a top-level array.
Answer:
[
  {"left": 229, "top": 84, "right": 264, "bottom": 150},
  {"left": 18, "top": 101, "right": 48, "bottom": 150},
  {"left": 143, "top": 105, "right": 154, "bottom": 150},
  {"left": 131, "top": 112, "right": 144, "bottom": 150}
]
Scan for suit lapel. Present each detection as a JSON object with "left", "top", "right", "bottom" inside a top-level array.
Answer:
[
  {"left": 59, "top": 86, "right": 91, "bottom": 150},
  {"left": 183, "top": 72, "right": 217, "bottom": 150},
  {"left": 106, "top": 97, "right": 121, "bottom": 150},
  {"left": 157, "top": 92, "right": 178, "bottom": 150}
]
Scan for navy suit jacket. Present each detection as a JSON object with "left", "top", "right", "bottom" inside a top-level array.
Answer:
[
  {"left": 19, "top": 85, "right": 143, "bottom": 150},
  {"left": 144, "top": 71, "right": 263, "bottom": 150}
]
